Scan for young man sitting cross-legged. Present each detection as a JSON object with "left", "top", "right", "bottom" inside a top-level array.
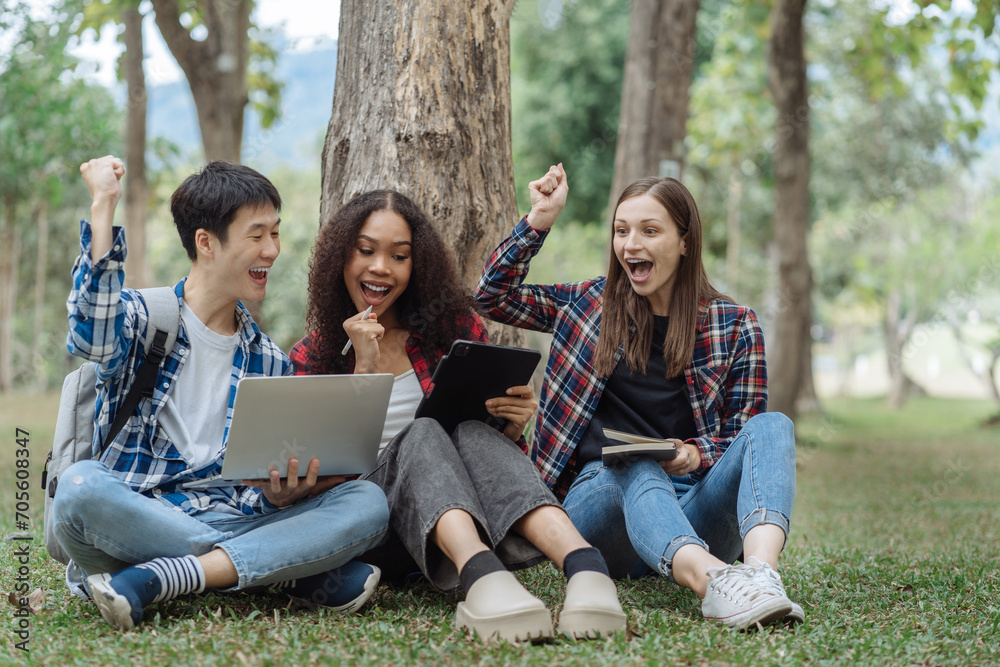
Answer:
[{"left": 52, "top": 155, "right": 390, "bottom": 631}]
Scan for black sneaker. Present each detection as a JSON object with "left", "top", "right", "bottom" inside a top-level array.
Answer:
[{"left": 86, "top": 572, "right": 148, "bottom": 632}]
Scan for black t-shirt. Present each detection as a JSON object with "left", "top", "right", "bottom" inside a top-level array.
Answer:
[{"left": 577, "top": 316, "right": 698, "bottom": 467}]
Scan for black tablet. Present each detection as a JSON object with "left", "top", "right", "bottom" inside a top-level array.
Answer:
[{"left": 414, "top": 340, "right": 542, "bottom": 433}]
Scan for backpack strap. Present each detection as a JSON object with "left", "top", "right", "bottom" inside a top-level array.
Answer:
[
  {"left": 140, "top": 286, "right": 181, "bottom": 356},
  {"left": 99, "top": 286, "right": 181, "bottom": 456}
]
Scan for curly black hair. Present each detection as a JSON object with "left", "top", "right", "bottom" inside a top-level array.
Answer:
[{"left": 304, "top": 190, "right": 480, "bottom": 373}]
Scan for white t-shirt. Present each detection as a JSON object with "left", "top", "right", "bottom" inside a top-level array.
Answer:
[
  {"left": 380, "top": 369, "right": 423, "bottom": 453},
  {"left": 158, "top": 303, "right": 240, "bottom": 471}
]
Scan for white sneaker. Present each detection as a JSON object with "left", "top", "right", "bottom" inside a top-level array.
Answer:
[
  {"left": 702, "top": 562, "right": 792, "bottom": 630},
  {"left": 743, "top": 556, "right": 804, "bottom": 625}
]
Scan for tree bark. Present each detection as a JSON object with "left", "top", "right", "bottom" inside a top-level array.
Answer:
[
  {"left": 123, "top": 4, "right": 151, "bottom": 289},
  {"left": 150, "top": 0, "right": 250, "bottom": 162},
  {"left": 766, "top": 0, "right": 812, "bottom": 421},
  {"left": 322, "top": 0, "right": 523, "bottom": 346},
  {"left": 609, "top": 0, "right": 700, "bottom": 211}
]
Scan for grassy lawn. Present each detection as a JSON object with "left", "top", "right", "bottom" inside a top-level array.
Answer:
[{"left": 2, "top": 392, "right": 999, "bottom": 665}]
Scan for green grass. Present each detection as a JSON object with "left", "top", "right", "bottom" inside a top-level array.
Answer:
[{"left": 2, "top": 393, "right": 999, "bottom": 665}]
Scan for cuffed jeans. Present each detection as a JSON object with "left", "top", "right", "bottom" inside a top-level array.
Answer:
[
  {"left": 361, "top": 418, "right": 559, "bottom": 592},
  {"left": 562, "top": 412, "right": 795, "bottom": 582},
  {"left": 52, "top": 460, "right": 389, "bottom": 589}
]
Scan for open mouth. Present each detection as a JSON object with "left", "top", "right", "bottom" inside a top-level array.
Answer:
[
  {"left": 249, "top": 267, "right": 270, "bottom": 285},
  {"left": 626, "top": 259, "right": 653, "bottom": 280},
  {"left": 361, "top": 281, "right": 391, "bottom": 304}
]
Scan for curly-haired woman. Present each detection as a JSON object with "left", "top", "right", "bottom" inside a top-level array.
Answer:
[{"left": 289, "top": 190, "right": 626, "bottom": 642}]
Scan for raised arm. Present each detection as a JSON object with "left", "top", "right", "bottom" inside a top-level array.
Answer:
[
  {"left": 525, "top": 163, "right": 568, "bottom": 231},
  {"left": 66, "top": 156, "right": 136, "bottom": 370},
  {"left": 476, "top": 165, "right": 601, "bottom": 332},
  {"left": 80, "top": 156, "right": 125, "bottom": 262}
]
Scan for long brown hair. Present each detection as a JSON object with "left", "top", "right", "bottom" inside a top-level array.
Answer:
[
  {"left": 304, "top": 190, "right": 478, "bottom": 374},
  {"left": 593, "top": 177, "right": 729, "bottom": 378}
]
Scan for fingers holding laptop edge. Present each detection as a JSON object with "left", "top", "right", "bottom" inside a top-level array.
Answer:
[{"left": 243, "top": 458, "right": 348, "bottom": 507}]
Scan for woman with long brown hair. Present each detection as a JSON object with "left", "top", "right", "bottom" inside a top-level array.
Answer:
[
  {"left": 289, "top": 189, "right": 626, "bottom": 643},
  {"left": 476, "top": 165, "right": 802, "bottom": 630}
]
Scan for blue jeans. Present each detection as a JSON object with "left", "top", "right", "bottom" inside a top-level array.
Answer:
[
  {"left": 52, "top": 460, "right": 389, "bottom": 589},
  {"left": 562, "top": 412, "right": 795, "bottom": 582}
]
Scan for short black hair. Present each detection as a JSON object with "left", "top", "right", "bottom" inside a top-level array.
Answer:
[{"left": 169, "top": 161, "right": 282, "bottom": 260}]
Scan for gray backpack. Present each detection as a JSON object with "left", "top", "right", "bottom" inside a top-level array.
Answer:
[{"left": 42, "top": 287, "right": 180, "bottom": 564}]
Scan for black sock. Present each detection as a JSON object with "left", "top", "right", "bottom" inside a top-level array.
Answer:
[
  {"left": 459, "top": 550, "right": 506, "bottom": 595},
  {"left": 563, "top": 547, "right": 610, "bottom": 580}
]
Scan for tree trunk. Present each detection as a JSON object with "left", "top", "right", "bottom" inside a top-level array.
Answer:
[
  {"left": 883, "top": 287, "right": 916, "bottom": 409},
  {"left": 795, "top": 321, "right": 822, "bottom": 414},
  {"left": 150, "top": 0, "right": 250, "bottom": 162},
  {"left": 322, "top": 0, "right": 523, "bottom": 346},
  {"left": 948, "top": 316, "right": 1000, "bottom": 408},
  {"left": 766, "top": 0, "right": 812, "bottom": 421},
  {"left": 123, "top": 4, "right": 151, "bottom": 289},
  {"left": 990, "top": 351, "right": 1000, "bottom": 412},
  {"left": 609, "top": 0, "right": 700, "bottom": 211},
  {"left": 0, "top": 196, "right": 21, "bottom": 392},
  {"left": 31, "top": 200, "right": 49, "bottom": 392},
  {"left": 150, "top": 0, "right": 265, "bottom": 323}
]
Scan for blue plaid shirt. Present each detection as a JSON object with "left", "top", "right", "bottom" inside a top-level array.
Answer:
[{"left": 67, "top": 220, "right": 291, "bottom": 516}]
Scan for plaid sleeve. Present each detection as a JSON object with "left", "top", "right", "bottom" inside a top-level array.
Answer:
[
  {"left": 685, "top": 306, "right": 767, "bottom": 469},
  {"left": 475, "top": 217, "right": 598, "bottom": 334},
  {"left": 462, "top": 313, "right": 490, "bottom": 343},
  {"left": 66, "top": 220, "right": 140, "bottom": 378},
  {"left": 289, "top": 335, "right": 314, "bottom": 375}
]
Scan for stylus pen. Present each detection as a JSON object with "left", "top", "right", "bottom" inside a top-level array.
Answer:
[{"left": 341, "top": 305, "right": 374, "bottom": 355}]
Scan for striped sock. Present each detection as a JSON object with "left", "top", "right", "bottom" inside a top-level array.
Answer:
[{"left": 136, "top": 555, "right": 206, "bottom": 605}]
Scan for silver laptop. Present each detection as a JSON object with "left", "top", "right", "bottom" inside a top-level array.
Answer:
[{"left": 183, "top": 373, "right": 393, "bottom": 489}]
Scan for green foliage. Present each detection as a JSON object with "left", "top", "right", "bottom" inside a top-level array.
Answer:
[
  {"left": 0, "top": 3, "right": 122, "bottom": 388},
  {"left": 510, "top": 0, "right": 630, "bottom": 225},
  {"left": 524, "top": 220, "right": 609, "bottom": 285},
  {"left": 801, "top": 2, "right": 998, "bottom": 387},
  {"left": 0, "top": 8, "right": 120, "bottom": 204},
  {"left": 247, "top": 25, "right": 284, "bottom": 130},
  {"left": 837, "top": 1, "right": 998, "bottom": 144},
  {"left": 66, "top": 0, "right": 285, "bottom": 130},
  {"left": 685, "top": 0, "right": 775, "bottom": 305}
]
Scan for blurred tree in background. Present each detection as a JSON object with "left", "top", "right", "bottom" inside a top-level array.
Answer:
[
  {"left": 0, "top": 3, "right": 121, "bottom": 392},
  {"left": 510, "top": 0, "right": 629, "bottom": 224}
]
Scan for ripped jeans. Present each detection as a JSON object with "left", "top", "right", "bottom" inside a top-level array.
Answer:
[{"left": 561, "top": 412, "right": 795, "bottom": 582}]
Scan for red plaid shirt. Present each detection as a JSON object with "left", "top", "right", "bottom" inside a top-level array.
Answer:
[{"left": 475, "top": 217, "right": 768, "bottom": 499}]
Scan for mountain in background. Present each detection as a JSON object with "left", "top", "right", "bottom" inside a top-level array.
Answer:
[{"left": 147, "top": 42, "right": 337, "bottom": 168}]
